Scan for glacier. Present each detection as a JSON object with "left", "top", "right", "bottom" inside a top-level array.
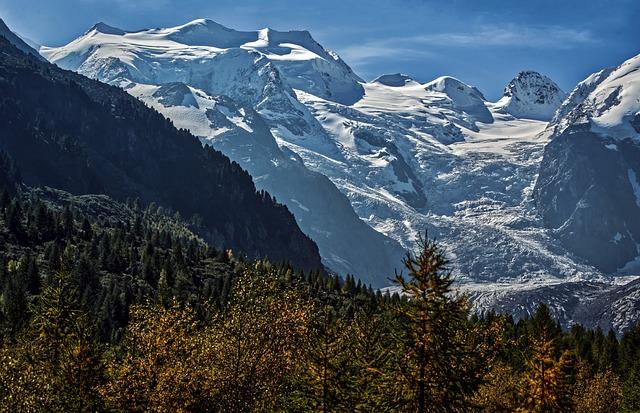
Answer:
[{"left": 40, "top": 18, "right": 640, "bottom": 333}]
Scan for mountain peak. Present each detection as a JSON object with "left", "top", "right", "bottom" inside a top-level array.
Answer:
[
  {"left": 45, "top": 18, "right": 364, "bottom": 105},
  {"left": 425, "top": 76, "right": 487, "bottom": 102},
  {"left": 494, "top": 71, "right": 565, "bottom": 121},
  {"left": 174, "top": 18, "right": 232, "bottom": 32},
  {"left": 88, "top": 22, "right": 126, "bottom": 36},
  {"left": 551, "top": 53, "right": 640, "bottom": 139},
  {"left": 503, "top": 71, "right": 561, "bottom": 98},
  {"left": 424, "top": 76, "right": 492, "bottom": 122},
  {"left": 372, "top": 73, "right": 417, "bottom": 87}
]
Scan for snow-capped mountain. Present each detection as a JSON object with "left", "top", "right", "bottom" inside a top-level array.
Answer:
[
  {"left": 42, "top": 19, "right": 363, "bottom": 105},
  {"left": 41, "top": 18, "right": 640, "bottom": 332},
  {"left": 551, "top": 54, "right": 640, "bottom": 139},
  {"left": 493, "top": 71, "right": 565, "bottom": 121},
  {"left": 42, "top": 18, "right": 603, "bottom": 286},
  {"left": 42, "top": 19, "right": 404, "bottom": 286},
  {"left": 535, "top": 53, "right": 640, "bottom": 274},
  {"left": 424, "top": 76, "right": 493, "bottom": 123},
  {"left": 296, "top": 71, "right": 607, "bottom": 287}
]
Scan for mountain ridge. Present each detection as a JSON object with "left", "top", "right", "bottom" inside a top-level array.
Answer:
[
  {"left": 0, "top": 32, "right": 323, "bottom": 272},
  {"left": 535, "top": 51, "right": 640, "bottom": 274}
]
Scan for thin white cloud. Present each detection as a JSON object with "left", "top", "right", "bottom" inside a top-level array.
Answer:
[
  {"left": 339, "top": 24, "right": 595, "bottom": 65},
  {"left": 340, "top": 45, "right": 437, "bottom": 65},
  {"left": 409, "top": 25, "right": 595, "bottom": 48}
]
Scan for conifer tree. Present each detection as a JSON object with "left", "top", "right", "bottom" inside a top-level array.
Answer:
[
  {"left": 1, "top": 260, "right": 29, "bottom": 336},
  {"left": 6, "top": 199, "right": 24, "bottom": 240},
  {"left": 340, "top": 309, "right": 400, "bottom": 411},
  {"left": 518, "top": 331, "right": 574, "bottom": 413},
  {"left": 157, "top": 268, "right": 170, "bottom": 306},
  {"left": 0, "top": 270, "right": 104, "bottom": 411},
  {"left": 392, "top": 234, "right": 479, "bottom": 412},
  {"left": 622, "top": 367, "right": 640, "bottom": 412},
  {"left": 298, "top": 304, "right": 351, "bottom": 412}
]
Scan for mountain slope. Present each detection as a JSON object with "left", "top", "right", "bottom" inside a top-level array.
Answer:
[
  {"left": 47, "top": 19, "right": 600, "bottom": 288},
  {"left": 535, "top": 53, "right": 640, "bottom": 273},
  {"left": 43, "top": 19, "right": 405, "bottom": 286},
  {"left": 294, "top": 72, "right": 607, "bottom": 288},
  {"left": 0, "top": 33, "right": 322, "bottom": 272},
  {"left": 0, "top": 18, "right": 45, "bottom": 61}
]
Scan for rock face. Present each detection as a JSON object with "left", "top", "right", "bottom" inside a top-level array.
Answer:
[
  {"left": 534, "top": 54, "right": 640, "bottom": 273},
  {"left": 372, "top": 73, "right": 419, "bottom": 87},
  {"left": 535, "top": 129, "right": 640, "bottom": 272},
  {"left": 494, "top": 71, "right": 565, "bottom": 121}
]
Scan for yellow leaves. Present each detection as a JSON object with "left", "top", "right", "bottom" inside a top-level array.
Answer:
[
  {"left": 100, "top": 266, "right": 312, "bottom": 412},
  {"left": 100, "top": 301, "right": 209, "bottom": 412},
  {"left": 6, "top": 259, "right": 20, "bottom": 273},
  {"left": 519, "top": 334, "right": 574, "bottom": 413},
  {"left": 473, "top": 362, "right": 522, "bottom": 412},
  {"left": 573, "top": 368, "right": 623, "bottom": 413}
]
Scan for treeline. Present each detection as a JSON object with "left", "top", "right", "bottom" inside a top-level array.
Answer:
[{"left": 1, "top": 189, "right": 640, "bottom": 411}]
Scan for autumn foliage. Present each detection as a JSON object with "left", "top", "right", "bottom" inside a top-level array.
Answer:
[{"left": 1, "top": 235, "right": 639, "bottom": 412}]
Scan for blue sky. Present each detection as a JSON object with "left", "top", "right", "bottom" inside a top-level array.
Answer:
[{"left": 1, "top": 0, "right": 638, "bottom": 99}]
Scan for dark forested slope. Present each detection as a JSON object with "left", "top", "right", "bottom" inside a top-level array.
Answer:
[{"left": 0, "top": 35, "right": 321, "bottom": 271}]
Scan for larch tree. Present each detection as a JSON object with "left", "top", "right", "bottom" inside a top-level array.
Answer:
[
  {"left": 518, "top": 331, "right": 574, "bottom": 413},
  {"left": 100, "top": 301, "right": 210, "bottom": 412},
  {"left": 392, "top": 233, "right": 481, "bottom": 413},
  {"left": 207, "top": 261, "right": 310, "bottom": 412},
  {"left": 573, "top": 366, "right": 622, "bottom": 413}
]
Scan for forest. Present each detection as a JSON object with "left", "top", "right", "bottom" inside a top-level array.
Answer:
[{"left": 0, "top": 180, "right": 639, "bottom": 412}]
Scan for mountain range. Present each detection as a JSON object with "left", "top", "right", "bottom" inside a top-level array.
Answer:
[{"left": 3, "top": 17, "right": 640, "bottom": 332}]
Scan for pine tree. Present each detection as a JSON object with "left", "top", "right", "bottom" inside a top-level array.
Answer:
[
  {"left": 299, "top": 304, "right": 351, "bottom": 412},
  {"left": 392, "top": 234, "right": 479, "bottom": 412},
  {"left": 622, "top": 367, "right": 640, "bottom": 412},
  {"left": 22, "top": 253, "right": 40, "bottom": 295},
  {"left": 81, "top": 217, "right": 93, "bottom": 240},
  {"left": 6, "top": 199, "right": 24, "bottom": 240},
  {"left": 340, "top": 309, "right": 399, "bottom": 411},
  {"left": 61, "top": 206, "right": 74, "bottom": 238},
  {"left": 157, "top": 268, "right": 170, "bottom": 306}
]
